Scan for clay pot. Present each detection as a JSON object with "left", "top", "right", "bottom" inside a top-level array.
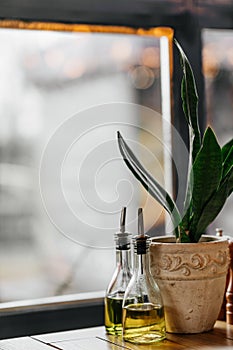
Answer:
[{"left": 150, "top": 235, "right": 229, "bottom": 333}]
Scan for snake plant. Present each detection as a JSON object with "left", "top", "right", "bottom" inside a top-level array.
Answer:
[{"left": 117, "top": 39, "right": 233, "bottom": 243}]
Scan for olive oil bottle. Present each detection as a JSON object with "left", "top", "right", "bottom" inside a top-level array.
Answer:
[
  {"left": 122, "top": 208, "right": 166, "bottom": 344},
  {"left": 104, "top": 207, "right": 132, "bottom": 335}
]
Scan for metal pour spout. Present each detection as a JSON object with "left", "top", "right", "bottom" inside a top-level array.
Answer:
[
  {"left": 120, "top": 206, "right": 126, "bottom": 233},
  {"left": 138, "top": 208, "right": 144, "bottom": 237}
]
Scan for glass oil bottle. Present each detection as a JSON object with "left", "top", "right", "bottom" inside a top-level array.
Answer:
[
  {"left": 104, "top": 207, "right": 132, "bottom": 335},
  {"left": 122, "top": 208, "right": 166, "bottom": 344}
]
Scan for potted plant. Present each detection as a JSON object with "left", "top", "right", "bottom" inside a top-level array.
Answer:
[{"left": 117, "top": 39, "right": 233, "bottom": 333}]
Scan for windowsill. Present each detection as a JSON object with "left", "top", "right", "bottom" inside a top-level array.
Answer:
[{"left": 0, "top": 290, "right": 105, "bottom": 315}]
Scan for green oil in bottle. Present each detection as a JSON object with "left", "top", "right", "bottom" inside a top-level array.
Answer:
[
  {"left": 122, "top": 302, "right": 166, "bottom": 344},
  {"left": 105, "top": 293, "right": 124, "bottom": 335}
]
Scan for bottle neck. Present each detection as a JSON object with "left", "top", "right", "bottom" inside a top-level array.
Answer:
[
  {"left": 116, "top": 248, "right": 131, "bottom": 270},
  {"left": 134, "top": 251, "right": 150, "bottom": 275}
]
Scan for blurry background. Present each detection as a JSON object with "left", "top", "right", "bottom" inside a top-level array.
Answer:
[
  {"left": 0, "top": 27, "right": 232, "bottom": 303},
  {"left": 0, "top": 28, "right": 166, "bottom": 302}
]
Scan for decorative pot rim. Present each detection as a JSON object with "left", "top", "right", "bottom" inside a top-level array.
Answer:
[
  {"left": 150, "top": 235, "right": 229, "bottom": 246},
  {"left": 150, "top": 234, "right": 229, "bottom": 281}
]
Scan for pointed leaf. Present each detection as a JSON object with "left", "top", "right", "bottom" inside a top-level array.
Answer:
[
  {"left": 174, "top": 39, "right": 201, "bottom": 230},
  {"left": 195, "top": 167, "right": 233, "bottom": 235},
  {"left": 222, "top": 138, "right": 233, "bottom": 161},
  {"left": 117, "top": 131, "right": 181, "bottom": 233},
  {"left": 190, "top": 127, "right": 222, "bottom": 234},
  {"left": 174, "top": 39, "right": 201, "bottom": 163}
]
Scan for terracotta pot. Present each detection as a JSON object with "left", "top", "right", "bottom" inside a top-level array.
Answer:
[{"left": 149, "top": 235, "right": 229, "bottom": 333}]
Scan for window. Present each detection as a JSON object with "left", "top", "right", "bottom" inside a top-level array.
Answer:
[
  {"left": 0, "top": 27, "right": 172, "bottom": 303},
  {"left": 202, "top": 28, "right": 233, "bottom": 235}
]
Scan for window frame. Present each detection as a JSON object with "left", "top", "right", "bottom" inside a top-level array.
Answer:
[{"left": 0, "top": 0, "right": 232, "bottom": 339}]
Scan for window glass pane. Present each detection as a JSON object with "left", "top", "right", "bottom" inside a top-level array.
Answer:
[
  {"left": 202, "top": 29, "right": 233, "bottom": 236},
  {"left": 0, "top": 28, "right": 169, "bottom": 302}
]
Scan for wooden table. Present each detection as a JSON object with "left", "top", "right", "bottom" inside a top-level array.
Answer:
[{"left": 0, "top": 321, "right": 233, "bottom": 349}]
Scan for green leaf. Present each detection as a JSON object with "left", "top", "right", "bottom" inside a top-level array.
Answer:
[
  {"left": 227, "top": 168, "right": 233, "bottom": 195},
  {"left": 117, "top": 131, "right": 181, "bottom": 236},
  {"left": 179, "top": 234, "right": 192, "bottom": 243},
  {"left": 222, "top": 138, "right": 233, "bottom": 161},
  {"left": 174, "top": 39, "right": 202, "bottom": 232},
  {"left": 196, "top": 167, "right": 233, "bottom": 234},
  {"left": 190, "top": 127, "right": 222, "bottom": 237},
  {"left": 222, "top": 146, "right": 233, "bottom": 180},
  {"left": 174, "top": 39, "right": 201, "bottom": 163}
]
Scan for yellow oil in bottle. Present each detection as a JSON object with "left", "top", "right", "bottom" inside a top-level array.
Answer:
[
  {"left": 105, "top": 294, "right": 124, "bottom": 335},
  {"left": 122, "top": 303, "right": 166, "bottom": 344}
]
